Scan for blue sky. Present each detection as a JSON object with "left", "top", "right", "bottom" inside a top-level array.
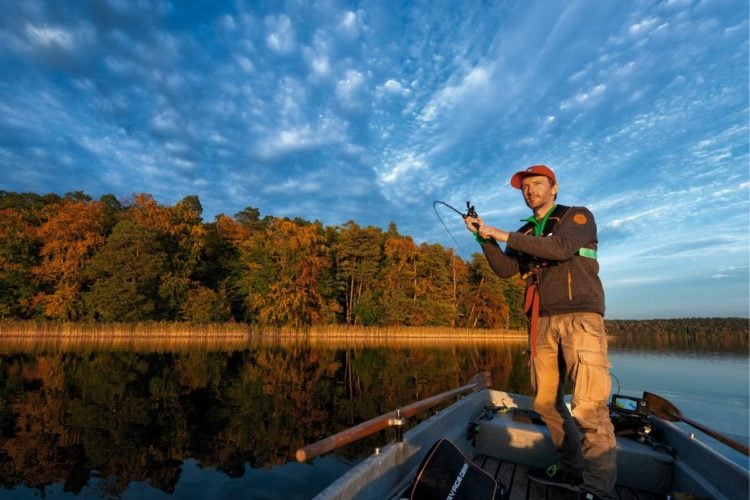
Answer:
[{"left": 0, "top": 0, "right": 747, "bottom": 319}]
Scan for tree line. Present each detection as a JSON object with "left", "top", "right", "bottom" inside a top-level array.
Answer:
[
  {"left": 606, "top": 317, "right": 748, "bottom": 343},
  {"left": 0, "top": 190, "right": 527, "bottom": 329}
]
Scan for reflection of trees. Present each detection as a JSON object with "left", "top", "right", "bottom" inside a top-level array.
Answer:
[
  {"left": 0, "top": 343, "right": 533, "bottom": 494},
  {"left": 1, "top": 345, "right": 349, "bottom": 494},
  {"left": 0, "top": 354, "right": 88, "bottom": 493},
  {"left": 606, "top": 318, "right": 749, "bottom": 351},
  {"left": 6, "top": 334, "right": 745, "bottom": 495}
]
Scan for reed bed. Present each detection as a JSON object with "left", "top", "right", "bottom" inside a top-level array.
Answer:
[
  {"left": 0, "top": 321, "right": 525, "bottom": 339},
  {"left": 0, "top": 320, "right": 250, "bottom": 338}
]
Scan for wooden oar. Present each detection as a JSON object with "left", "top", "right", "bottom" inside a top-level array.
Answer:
[
  {"left": 295, "top": 371, "right": 492, "bottom": 462},
  {"left": 643, "top": 391, "right": 749, "bottom": 456}
]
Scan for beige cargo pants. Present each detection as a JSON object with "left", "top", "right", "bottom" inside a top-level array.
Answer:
[{"left": 530, "top": 312, "right": 617, "bottom": 499}]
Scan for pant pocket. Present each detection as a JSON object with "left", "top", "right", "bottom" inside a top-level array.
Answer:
[
  {"left": 573, "top": 350, "right": 611, "bottom": 403},
  {"left": 575, "top": 314, "right": 605, "bottom": 338},
  {"left": 572, "top": 314, "right": 607, "bottom": 352}
]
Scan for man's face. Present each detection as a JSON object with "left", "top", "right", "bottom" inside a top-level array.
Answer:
[{"left": 520, "top": 175, "right": 558, "bottom": 212}]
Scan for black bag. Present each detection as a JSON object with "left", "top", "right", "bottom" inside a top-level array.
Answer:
[{"left": 409, "top": 438, "right": 502, "bottom": 500}]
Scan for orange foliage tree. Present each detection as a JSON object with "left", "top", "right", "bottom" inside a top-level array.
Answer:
[
  {"left": 246, "top": 219, "right": 338, "bottom": 328},
  {"left": 31, "top": 199, "right": 110, "bottom": 320}
]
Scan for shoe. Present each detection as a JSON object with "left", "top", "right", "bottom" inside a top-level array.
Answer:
[{"left": 526, "top": 462, "right": 582, "bottom": 492}]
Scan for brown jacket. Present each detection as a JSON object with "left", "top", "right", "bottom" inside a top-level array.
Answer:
[{"left": 480, "top": 205, "right": 605, "bottom": 316}]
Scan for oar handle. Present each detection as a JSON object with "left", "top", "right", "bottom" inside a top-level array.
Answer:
[
  {"left": 295, "top": 371, "right": 491, "bottom": 462},
  {"left": 673, "top": 412, "right": 750, "bottom": 456}
]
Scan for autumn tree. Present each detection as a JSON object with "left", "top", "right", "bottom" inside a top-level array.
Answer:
[
  {"left": 188, "top": 213, "right": 248, "bottom": 322},
  {"left": 244, "top": 219, "right": 337, "bottom": 327},
  {"left": 165, "top": 195, "right": 207, "bottom": 318},
  {"left": 0, "top": 192, "right": 70, "bottom": 318},
  {"left": 234, "top": 206, "right": 273, "bottom": 232},
  {"left": 465, "top": 254, "right": 510, "bottom": 328},
  {"left": 0, "top": 190, "right": 533, "bottom": 327},
  {"left": 31, "top": 199, "right": 110, "bottom": 320},
  {"left": 0, "top": 207, "right": 40, "bottom": 318},
  {"left": 380, "top": 230, "right": 419, "bottom": 325},
  {"left": 414, "top": 243, "right": 466, "bottom": 325},
  {"left": 447, "top": 251, "right": 472, "bottom": 327},
  {"left": 332, "top": 221, "right": 383, "bottom": 325},
  {"left": 181, "top": 286, "right": 232, "bottom": 323},
  {"left": 82, "top": 216, "right": 169, "bottom": 321}
]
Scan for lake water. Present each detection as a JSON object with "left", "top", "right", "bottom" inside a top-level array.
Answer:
[{"left": 0, "top": 336, "right": 746, "bottom": 499}]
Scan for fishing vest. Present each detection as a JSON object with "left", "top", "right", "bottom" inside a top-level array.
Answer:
[
  {"left": 516, "top": 204, "right": 598, "bottom": 279},
  {"left": 516, "top": 204, "right": 568, "bottom": 278}
]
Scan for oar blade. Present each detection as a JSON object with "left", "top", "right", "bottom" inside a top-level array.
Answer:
[
  {"left": 643, "top": 391, "right": 750, "bottom": 456},
  {"left": 642, "top": 391, "right": 682, "bottom": 422}
]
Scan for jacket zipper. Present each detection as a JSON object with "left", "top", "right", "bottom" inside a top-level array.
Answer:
[{"left": 567, "top": 270, "right": 573, "bottom": 300}]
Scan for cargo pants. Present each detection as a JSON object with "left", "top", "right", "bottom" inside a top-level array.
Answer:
[{"left": 530, "top": 312, "right": 617, "bottom": 499}]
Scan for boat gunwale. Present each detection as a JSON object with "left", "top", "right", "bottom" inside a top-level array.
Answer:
[{"left": 313, "top": 388, "right": 749, "bottom": 500}]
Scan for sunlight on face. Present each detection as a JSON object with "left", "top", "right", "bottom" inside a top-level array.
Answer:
[{"left": 520, "top": 175, "right": 558, "bottom": 213}]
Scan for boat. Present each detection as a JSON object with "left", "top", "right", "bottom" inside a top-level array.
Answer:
[{"left": 296, "top": 372, "right": 749, "bottom": 499}]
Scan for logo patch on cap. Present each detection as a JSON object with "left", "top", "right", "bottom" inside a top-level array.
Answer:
[{"left": 573, "top": 213, "right": 587, "bottom": 225}]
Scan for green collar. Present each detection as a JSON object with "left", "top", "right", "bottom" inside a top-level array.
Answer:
[{"left": 522, "top": 205, "right": 557, "bottom": 236}]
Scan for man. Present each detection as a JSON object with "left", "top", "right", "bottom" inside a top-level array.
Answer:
[{"left": 465, "top": 165, "right": 616, "bottom": 500}]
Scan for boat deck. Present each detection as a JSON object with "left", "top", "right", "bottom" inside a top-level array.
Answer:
[
  {"left": 311, "top": 386, "right": 746, "bottom": 500},
  {"left": 474, "top": 454, "right": 666, "bottom": 500}
]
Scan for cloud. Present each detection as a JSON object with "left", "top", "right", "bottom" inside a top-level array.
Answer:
[
  {"left": 255, "top": 111, "right": 349, "bottom": 160},
  {"left": 560, "top": 83, "right": 607, "bottom": 110},
  {"left": 265, "top": 15, "right": 295, "bottom": 54},
  {"left": 378, "top": 152, "right": 427, "bottom": 185},
  {"left": 257, "top": 125, "right": 321, "bottom": 158},
  {"left": 336, "top": 69, "right": 367, "bottom": 109},
  {"left": 264, "top": 176, "right": 322, "bottom": 195},
  {"left": 25, "top": 24, "right": 76, "bottom": 50},
  {"left": 235, "top": 55, "right": 254, "bottom": 74},
  {"left": 302, "top": 32, "right": 332, "bottom": 77},
  {"left": 150, "top": 109, "right": 181, "bottom": 134},
  {"left": 14, "top": 20, "right": 98, "bottom": 71},
  {"left": 339, "top": 10, "right": 359, "bottom": 38},
  {"left": 418, "top": 66, "right": 491, "bottom": 123},
  {"left": 0, "top": 0, "right": 747, "bottom": 318},
  {"left": 665, "top": 0, "right": 693, "bottom": 9},
  {"left": 628, "top": 17, "right": 662, "bottom": 37},
  {"left": 382, "top": 79, "right": 407, "bottom": 95},
  {"left": 711, "top": 264, "right": 749, "bottom": 280}
]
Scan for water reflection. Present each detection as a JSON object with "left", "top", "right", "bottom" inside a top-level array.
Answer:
[{"left": 0, "top": 333, "right": 746, "bottom": 498}]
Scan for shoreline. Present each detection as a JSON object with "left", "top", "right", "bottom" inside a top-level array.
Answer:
[{"left": 0, "top": 320, "right": 526, "bottom": 336}]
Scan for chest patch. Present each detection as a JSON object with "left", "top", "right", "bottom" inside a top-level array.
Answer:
[{"left": 573, "top": 213, "right": 587, "bottom": 225}]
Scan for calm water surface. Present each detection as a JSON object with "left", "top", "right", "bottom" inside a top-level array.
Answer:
[{"left": 0, "top": 336, "right": 746, "bottom": 499}]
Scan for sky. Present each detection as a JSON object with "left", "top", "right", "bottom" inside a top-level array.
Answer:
[{"left": 0, "top": 0, "right": 747, "bottom": 320}]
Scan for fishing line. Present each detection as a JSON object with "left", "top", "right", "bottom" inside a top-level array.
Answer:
[
  {"left": 610, "top": 372, "right": 622, "bottom": 395},
  {"left": 433, "top": 200, "right": 472, "bottom": 253}
]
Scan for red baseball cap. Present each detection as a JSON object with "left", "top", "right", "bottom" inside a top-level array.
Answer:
[{"left": 510, "top": 165, "right": 557, "bottom": 189}]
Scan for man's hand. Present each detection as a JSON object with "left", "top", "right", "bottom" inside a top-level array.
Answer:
[
  {"left": 464, "top": 215, "right": 483, "bottom": 232},
  {"left": 465, "top": 216, "right": 510, "bottom": 243}
]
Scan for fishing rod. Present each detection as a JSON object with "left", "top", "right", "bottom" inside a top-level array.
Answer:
[{"left": 432, "top": 200, "right": 480, "bottom": 253}]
